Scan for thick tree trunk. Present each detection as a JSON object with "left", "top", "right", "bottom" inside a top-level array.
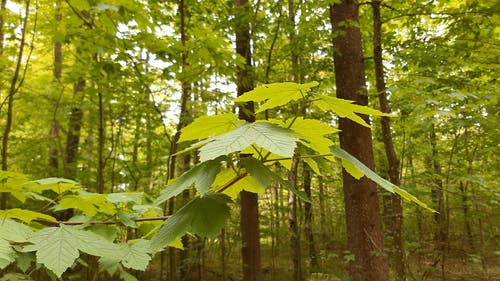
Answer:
[
  {"left": 329, "top": 1, "right": 389, "bottom": 281},
  {"left": 235, "top": 1, "right": 262, "bottom": 280},
  {"left": 371, "top": 1, "right": 406, "bottom": 280}
]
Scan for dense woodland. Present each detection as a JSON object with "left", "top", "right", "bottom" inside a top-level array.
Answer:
[{"left": 0, "top": 0, "right": 498, "bottom": 280}]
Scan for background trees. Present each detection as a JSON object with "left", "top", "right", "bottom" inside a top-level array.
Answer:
[{"left": 0, "top": 0, "right": 498, "bottom": 280}]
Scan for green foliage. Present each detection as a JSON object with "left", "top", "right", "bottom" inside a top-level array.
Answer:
[
  {"left": 234, "top": 81, "right": 319, "bottom": 113},
  {"left": 150, "top": 193, "right": 231, "bottom": 252},
  {"left": 23, "top": 225, "right": 121, "bottom": 277},
  {"left": 330, "top": 147, "right": 434, "bottom": 212},
  {"left": 199, "top": 122, "right": 298, "bottom": 161},
  {"left": 154, "top": 157, "right": 225, "bottom": 205},
  {"left": 178, "top": 113, "right": 244, "bottom": 142},
  {"left": 314, "top": 95, "right": 393, "bottom": 127},
  {"left": 0, "top": 79, "right": 435, "bottom": 277}
]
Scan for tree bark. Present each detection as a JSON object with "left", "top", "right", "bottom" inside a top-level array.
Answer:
[
  {"left": 49, "top": 0, "right": 62, "bottom": 175},
  {"left": 288, "top": 156, "right": 302, "bottom": 281},
  {"left": 329, "top": 1, "right": 389, "bottom": 280},
  {"left": 235, "top": 1, "right": 262, "bottom": 281},
  {"left": 429, "top": 124, "right": 447, "bottom": 280},
  {"left": 371, "top": 1, "right": 405, "bottom": 280},
  {"left": 287, "top": 1, "right": 303, "bottom": 279},
  {"left": 303, "top": 164, "right": 318, "bottom": 269},
  {"left": 64, "top": 80, "right": 85, "bottom": 179},
  {"left": 1, "top": 0, "right": 30, "bottom": 209}
]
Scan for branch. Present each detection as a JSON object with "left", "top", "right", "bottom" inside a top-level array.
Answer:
[
  {"left": 34, "top": 215, "right": 171, "bottom": 226},
  {"left": 383, "top": 11, "right": 494, "bottom": 23},
  {"left": 263, "top": 153, "right": 334, "bottom": 163}
]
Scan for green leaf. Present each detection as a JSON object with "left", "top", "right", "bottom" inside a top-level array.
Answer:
[
  {"left": 240, "top": 157, "right": 273, "bottom": 189},
  {"left": 58, "top": 191, "right": 116, "bottom": 217},
  {"left": 0, "top": 273, "right": 33, "bottom": 281},
  {"left": 199, "top": 122, "right": 298, "bottom": 162},
  {"left": 24, "top": 227, "right": 79, "bottom": 277},
  {"left": 0, "top": 238, "right": 15, "bottom": 269},
  {"left": 0, "top": 209, "right": 56, "bottom": 223},
  {"left": 287, "top": 117, "right": 338, "bottom": 156},
  {"left": 117, "top": 211, "right": 137, "bottom": 228},
  {"left": 0, "top": 218, "right": 34, "bottom": 243},
  {"left": 119, "top": 270, "right": 139, "bottom": 281},
  {"left": 234, "top": 82, "right": 319, "bottom": 113},
  {"left": 212, "top": 169, "right": 264, "bottom": 198},
  {"left": 330, "top": 147, "right": 435, "bottom": 212},
  {"left": 0, "top": 171, "right": 30, "bottom": 203},
  {"left": 119, "top": 239, "right": 151, "bottom": 271},
  {"left": 314, "top": 95, "right": 393, "bottom": 127},
  {"left": 24, "top": 225, "right": 123, "bottom": 277},
  {"left": 24, "top": 178, "right": 82, "bottom": 195},
  {"left": 154, "top": 157, "right": 224, "bottom": 206},
  {"left": 179, "top": 113, "right": 244, "bottom": 142},
  {"left": 271, "top": 170, "right": 311, "bottom": 203},
  {"left": 107, "top": 192, "right": 143, "bottom": 204},
  {"left": 150, "top": 193, "right": 232, "bottom": 252},
  {"left": 14, "top": 252, "right": 33, "bottom": 273}
]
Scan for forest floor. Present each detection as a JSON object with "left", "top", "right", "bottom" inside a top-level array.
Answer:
[{"left": 197, "top": 240, "right": 500, "bottom": 281}]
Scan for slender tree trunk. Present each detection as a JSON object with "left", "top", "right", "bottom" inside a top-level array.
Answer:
[
  {"left": 96, "top": 88, "right": 105, "bottom": 193},
  {"left": 161, "top": 1, "right": 192, "bottom": 279},
  {"left": 461, "top": 131, "right": 477, "bottom": 251},
  {"left": 235, "top": 1, "right": 262, "bottom": 281},
  {"left": 429, "top": 124, "right": 446, "bottom": 280},
  {"left": 318, "top": 176, "right": 326, "bottom": 241},
  {"left": 1, "top": 0, "right": 30, "bottom": 209},
  {"left": 64, "top": 79, "right": 85, "bottom": 179},
  {"left": 288, "top": 156, "right": 302, "bottom": 281},
  {"left": 49, "top": 0, "right": 62, "bottom": 175},
  {"left": 303, "top": 164, "right": 318, "bottom": 269},
  {"left": 0, "top": 0, "right": 6, "bottom": 53},
  {"left": 287, "top": 2, "right": 303, "bottom": 279},
  {"left": 329, "top": 2, "right": 389, "bottom": 280},
  {"left": 220, "top": 228, "right": 227, "bottom": 281},
  {"left": 371, "top": 1, "right": 405, "bottom": 280}
]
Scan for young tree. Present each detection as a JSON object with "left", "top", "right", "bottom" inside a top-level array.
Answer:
[
  {"left": 371, "top": 1, "right": 405, "bottom": 279},
  {"left": 1, "top": 0, "right": 31, "bottom": 209},
  {"left": 329, "top": 1, "right": 389, "bottom": 280}
]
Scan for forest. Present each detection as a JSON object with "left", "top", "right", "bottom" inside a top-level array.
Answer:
[{"left": 0, "top": 0, "right": 498, "bottom": 280}]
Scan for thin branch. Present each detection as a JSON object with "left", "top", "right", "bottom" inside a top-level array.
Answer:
[
  {"left": 264, "top": 153, "right": 334, "bottom": 163},
  {"left": 216, "top": 172, "right": 248, "bottom": 193},
  {"left": 383, "top": 11, "right": 494, "bottom": 24},
  {"left": 34, "top": 215, "right": 171, "bottom": 226}
]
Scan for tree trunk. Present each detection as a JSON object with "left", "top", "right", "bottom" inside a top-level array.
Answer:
[
  {"left": 49, "top": 0, "right": 62, "bottom": 176},
  {"left": 371, "top": 1, "right": 405, "bottom": 280},
  {"left": 429, "top": 124, "right": 446, "bottom": 280},
  {"left": 287, "top": 1, "right": 303, "bottom": 279},
  {"left": 303, "top": 164, "right": 318, "bottom": 269},
  {"left": 96, "top": 89, "right": 105, "bottom": 193},
  {"left": 1, "top": 0, "right": 30, "bottom": 209},
  {"left": 288, "top": 156, "right": 302, "bottom": 281},
  {"left": 235, "top": 1, "right": 262, "bottom": 280},
  {"left": 64, "top": 80, "right": 85, "bottom": 179},
  {"left": 318, "top": 176, "right": 326, "bottom": 241},
  {"left": 329, "top": 1, "right": 389, "bottom": 280}
]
